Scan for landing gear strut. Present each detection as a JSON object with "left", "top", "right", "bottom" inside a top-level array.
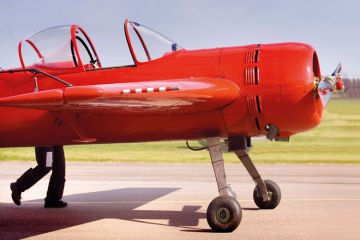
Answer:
[
  {"left": 206, "top": 137, "right": 241, "bottom": 232},
  {"left": 235, "top": 149, "right": 281, "bottom": 209},
  {"left": 206, "top": 136, "right": 281, "bottom": 232}
]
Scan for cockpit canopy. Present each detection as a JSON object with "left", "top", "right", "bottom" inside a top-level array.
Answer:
[
  {"left": 18, "top": 20, "right": 183, "bottom": 70},
  {"left": 124, "top": 20, "right": 183, "bottom": 64},
  {"left": 18, "top": 25, "right": 101, "bottom": 70}
]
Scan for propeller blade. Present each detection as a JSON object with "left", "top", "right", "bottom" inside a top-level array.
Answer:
[
  {"left": 318, "top": 81, "right": 333, "bottom": 108},
  {"left": 331, "top": 63, "right": 342, "bottom": 77}
]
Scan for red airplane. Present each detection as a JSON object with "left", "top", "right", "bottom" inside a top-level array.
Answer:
[{"left": 0, "top": 19, "right": 344, "bottom": 232}]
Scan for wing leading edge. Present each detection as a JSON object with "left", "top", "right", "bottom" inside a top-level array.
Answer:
[{"left": 0, "top": 78, "right": 240, "bottom": 114}]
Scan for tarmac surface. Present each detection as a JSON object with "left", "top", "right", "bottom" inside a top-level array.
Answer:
[{"left": 1, "top": 162, "right": 360, "bottom": 240}]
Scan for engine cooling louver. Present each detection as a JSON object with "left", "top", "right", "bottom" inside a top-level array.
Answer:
[
  {"left": 245, "top": 67, "right": 259, "bottom": 85},
  {"left": 246, "top": 96, "right": 262, "bottom": 115},
  {"left": 245, "top": 44, "right": 260, "bottom": 63},
  {"left": 247, "top": 96, "right": 263, "bottom": 131},
  {"left": 244, "top": 44, "right": 260, "bottom": 85}
]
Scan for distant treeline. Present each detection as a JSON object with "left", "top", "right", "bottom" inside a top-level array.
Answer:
[{"left": 340, "top": 78, "right": 360, "bottom": 98}]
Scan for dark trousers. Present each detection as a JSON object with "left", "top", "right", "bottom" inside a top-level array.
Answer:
[{"left": 16, "top": 146, "right": 66, "bottom": 202}]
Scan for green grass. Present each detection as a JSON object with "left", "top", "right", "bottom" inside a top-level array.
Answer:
[{"left": 1, "top": 99, "right": 359, "bottom": 164}]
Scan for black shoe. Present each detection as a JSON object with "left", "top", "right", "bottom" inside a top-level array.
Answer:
[
  {"left": 44, "top": 200, "right": 68, "bottom": 208},
  {"left": 10, "top": 182, "right": 21, "bottom": 206}
]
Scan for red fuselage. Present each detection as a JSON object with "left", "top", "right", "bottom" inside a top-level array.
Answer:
[{"left": 0, "top": 42, "right": 322, "bottom": 147}]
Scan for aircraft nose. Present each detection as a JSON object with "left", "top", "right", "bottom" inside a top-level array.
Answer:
[{"left": 271, "top": 45, "right": 324, "bottom": 139}]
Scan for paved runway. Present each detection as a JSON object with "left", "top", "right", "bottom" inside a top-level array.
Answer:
[{"left": 1, "top": 162, "right": 360, "bottom": 240}]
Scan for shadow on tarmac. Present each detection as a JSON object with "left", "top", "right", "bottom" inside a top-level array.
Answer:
[{"left": 0, "top": 188, "right": 206, "bottom": 240}]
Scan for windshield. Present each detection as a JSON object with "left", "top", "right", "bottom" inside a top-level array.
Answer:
[
  {"left": 20, "top": 26, "right": 74, "bottom": 68},
  {"left": 19, "top": 25, "right": 101, "bottom": 69},
  {"left": 125, "top": 20, "right": 183, "bottom": 64}
]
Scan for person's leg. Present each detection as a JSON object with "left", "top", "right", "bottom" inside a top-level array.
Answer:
[
  {"left": 10, "top": 147, "right": 52, "bottom": 205},
  {"left": 44, "top": 146, "right": 67, "bottom": 208}
]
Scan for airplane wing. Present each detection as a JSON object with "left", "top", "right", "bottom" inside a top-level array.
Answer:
[{"left": 0, "top": 78, "right": 240, "bottom": 114}]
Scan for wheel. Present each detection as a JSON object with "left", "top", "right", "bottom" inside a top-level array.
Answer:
[
  {"left": 253, "top": 179, "right": 281, "bottom": 209},
  {"left": 206, "top": 195, "right": 242, "bottom": 232}
]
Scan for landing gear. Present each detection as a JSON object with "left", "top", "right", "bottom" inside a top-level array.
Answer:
[
  {"left": 205, "top": 136, "right": 281, "bottom": 232},
  {"left": 253, "top": 179, "right": 281, "bottom": 209},
  {"left": 234, "top": 148, "right": 281, "bottom": 209},
  {"left": 206, "top": 195, "right": 241, "bottom": 232},
  {"left": 206, "top": 137, "right": 241, "bottom": 232}
]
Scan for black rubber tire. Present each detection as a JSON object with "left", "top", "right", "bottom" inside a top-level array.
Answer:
[
  {"left": 253, "top": 179, "right": 281, "bottom": 209},
  {"left": 206, "top": 195, "right": 242, "bottom": 232}
]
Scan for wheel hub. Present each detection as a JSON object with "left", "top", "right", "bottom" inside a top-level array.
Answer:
[
  {"left": 216, "top": 207, "right": 230, "bottom": 223},
  {"left": 261, "top": 191, "right": 272, "bottom": 202}
]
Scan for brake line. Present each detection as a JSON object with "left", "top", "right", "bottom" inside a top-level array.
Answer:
[{"left": 186, "top": 141, "right": 208, "bottom": 151}]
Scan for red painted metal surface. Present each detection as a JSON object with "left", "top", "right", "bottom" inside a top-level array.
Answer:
[{"left": 0, "top": 21, "right": 325, "bottom": 147}]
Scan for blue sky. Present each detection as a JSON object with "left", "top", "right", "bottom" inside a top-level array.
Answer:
[{"left": 0, "top": 0, "right": 359, "bottom": 77}]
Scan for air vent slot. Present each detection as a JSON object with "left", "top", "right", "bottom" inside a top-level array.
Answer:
[
  {"left": 254, "top": 117, "right": 261, "bottom": 130},
  {"left": 250, "top": 117, "right": 263, "bottom": 131},
  {"left": 245, "top": 44, "right": 261, "bottom": 63},
  {"left": 245, "top": 67, "right": 259, "bottom": 85},
  {"left": 254, "top": 50, "right": 259, "bottom": 63},
  {"left": 255, "top": 96, "right": 262, "bottom": 113},
  {"left": 246, "top": 96, "right": 262, "bottom": 114}
]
